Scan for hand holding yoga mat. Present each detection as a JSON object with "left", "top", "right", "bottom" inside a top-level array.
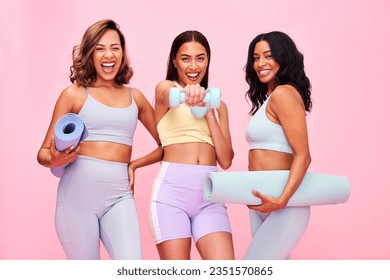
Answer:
[
  {"left": 204, "top": 171, "right": 350, "bottom": 206},
  {"left": 50, "top": 113, "right": 88, "bottom": 178}
]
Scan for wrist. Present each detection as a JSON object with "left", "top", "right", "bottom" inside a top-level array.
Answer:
[
  {"left": 278, "top": 195, "right": 289, "bottom": 207},
  {"left": 205, "top": 109, "right": 215, "bottom": 119}
]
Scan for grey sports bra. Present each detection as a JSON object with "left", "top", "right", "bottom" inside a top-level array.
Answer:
[
  {"left": 245, "top": 95, "right": 292, "bottom": 154},
  {"left": 78, "top": 87, "right": 138, "bottom": 146}
]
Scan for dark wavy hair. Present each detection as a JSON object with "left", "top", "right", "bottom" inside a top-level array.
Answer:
[
  {"left": 69, "top": 19, "right": 133, "bottom": 86},
  {"left": 166, "top": 30, "right": 211, "bottom": 88},
  {"left": 245, "top": 31, "right": 312, "bottom": 115}
]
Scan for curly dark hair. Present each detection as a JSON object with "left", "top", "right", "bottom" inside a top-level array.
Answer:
[
  {"left": 245, "top": 31, "right": 312, "bottom": 115},
  {"left": 166, "top": 30, "right": 211, "bottom": 88},
  {"left": 69, "top": 19, "right": 133, "bottom": 86}
]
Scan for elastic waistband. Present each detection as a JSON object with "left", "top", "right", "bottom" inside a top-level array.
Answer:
[
  {"left": 64, "top": 155, "right": 129, "bottom": 181},
  {"left": 77, "top": 155, "right": 129, "bottom": 166},
  {"left": 161, "top": 161, "right": 218, "bottom": 172}
]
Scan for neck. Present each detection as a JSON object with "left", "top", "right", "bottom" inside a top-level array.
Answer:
[{"left": 92, "top": 82, "right": 120, "bottom": 89}]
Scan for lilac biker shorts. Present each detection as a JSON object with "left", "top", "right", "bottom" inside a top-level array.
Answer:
[{"left": 149, "top": 161, "right": 232, "bottom": 244}]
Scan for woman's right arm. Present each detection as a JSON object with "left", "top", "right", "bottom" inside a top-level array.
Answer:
[
  {"left": 154, "top": 81, "right": 207, "bottom": 121},
  {"left": 154, "top": 80, "right": 174, "bottom": 123},
  {"left": 37, "top": 86, "right": 80, "bottom": 168}
]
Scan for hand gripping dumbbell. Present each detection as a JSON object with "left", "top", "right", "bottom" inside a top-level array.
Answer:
[{"left": 169, "top": 86, "right": 221, "bottom": 118}]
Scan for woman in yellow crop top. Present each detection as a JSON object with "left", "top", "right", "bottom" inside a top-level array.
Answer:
[{"left": 149, "top": 30, "right": 235, "bottom": 260}]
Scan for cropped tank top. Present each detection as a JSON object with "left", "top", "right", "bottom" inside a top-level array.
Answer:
[
  {"left": 78, "top": 87, "right": 138, "bottom": 146},
  {"left": 157, "top": 83, "right": 214, "bottom": 147},
  {"left": 245, "top": 94, "right": 293, "bottom": 154}
]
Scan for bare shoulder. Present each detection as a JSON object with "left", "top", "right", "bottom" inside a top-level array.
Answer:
[
  {"left": 60, "top": 84, "right": 85, "bottom": 101},
  {"left": 129, "top": 86, "right": 146, "bottom": 102},
  {"left": 129, "top": 86, "right": 153, "bottom": 109},
  {"left": 155, "top": 80, "right": 175, "bottom": 94},
  {"left": 270, "top": 85, "right": 304, "bottom": 107},
  {"left": 56, "top": 84, "right": 86, "bottom": 111},
  {"left": 129, "top": 86, "right": 142, "bottom": 97}
]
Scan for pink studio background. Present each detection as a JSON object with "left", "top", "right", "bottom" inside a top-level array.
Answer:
[{"left": 0, "top": 0, "right": 389, "bottom": 260}]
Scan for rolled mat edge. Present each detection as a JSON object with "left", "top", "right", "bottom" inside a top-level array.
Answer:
[
  {"left": 204, "top": 170, "right": 350, "bottom": 206},
  {"left": 50, "top": 113, "right": 88, "bottom": 178}
]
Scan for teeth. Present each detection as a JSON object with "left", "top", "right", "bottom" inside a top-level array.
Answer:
[
  {"left": 102, "top": 62, "right": 115, "bottom": 67},
  {"left": 259, "top": 70, "right": 271, "bottom": 75},
  {"left": 187, "top": 73, "right": 199, "bottom": 78}
]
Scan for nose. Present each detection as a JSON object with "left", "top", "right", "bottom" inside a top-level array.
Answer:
[
  {"left": 256, "top": 57, "right": 266, "bottom": 68},
  {"left": 104, "top": 49, "right": 114, "bottom": 58},
  {"left": 189, "top": 59, "right": 197, "bottom": 70}
]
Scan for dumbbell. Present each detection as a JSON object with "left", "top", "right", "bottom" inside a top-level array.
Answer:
[{"left": 169, "top": 86, "right": 221, "bottom": 118}]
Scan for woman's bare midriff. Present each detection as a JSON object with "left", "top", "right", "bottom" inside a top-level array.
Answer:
[
  {"left": 79, "top": 142, "right": 132, "bottom": 163},
  {"left": 248, "top": 149, "right": 294, "bottom": 171},
  {"left": 163, "top": 143, "right": 217, "bottom": 166}
]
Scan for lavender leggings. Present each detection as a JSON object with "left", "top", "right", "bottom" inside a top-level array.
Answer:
[
  {"left": 55, "top": 155, "right": 142, "bottom": 259},
  {"left": 244, "top": 207, "right": 310, "bottom": 260}
]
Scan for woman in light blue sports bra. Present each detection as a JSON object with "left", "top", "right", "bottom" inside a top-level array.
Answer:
[
  {"left": 37, "top": 20, "right": 162, "bottom": 259},
  {"left": 243, "top": 31, "right": 313, "bottom": 259}
]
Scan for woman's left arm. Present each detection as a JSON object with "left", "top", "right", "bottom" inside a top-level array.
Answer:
[
  {"left": 205, "top": 101, "right": 234, "bottom": 170},
  {"left": 273, "top": 88, "right": 311, "bottom": 205},
  {"left": 128, "top": 88, "right": 163, "bottom": 190},
  {"left": 275, "top": 87, "right": 311, "bottom": 205},
  {"left": 249, "top": 86, "right": 311, "bottom": 211}
]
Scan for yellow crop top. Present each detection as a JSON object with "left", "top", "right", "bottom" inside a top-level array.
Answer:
[
  {"left": 157, "top": 82, "right": 215, "bottom": 147},
  {"left": 157, "top": 103, "right": 214, "bottom": 147}
]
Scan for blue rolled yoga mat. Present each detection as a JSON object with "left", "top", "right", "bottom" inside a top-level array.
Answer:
[
  {"left": 50, "top": 113, "right": 88, "bottom": 178},
  {"left": 204, "top": 171, "right": 350, "bottom": 206}
]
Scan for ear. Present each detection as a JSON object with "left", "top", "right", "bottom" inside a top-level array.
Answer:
[{"left": 173, "top": 59, "right": 177, "bottom": 68}]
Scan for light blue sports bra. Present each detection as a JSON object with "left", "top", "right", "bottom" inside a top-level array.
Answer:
[
  {"left": 245, "top": 95, "right": 293, "bottom": 154},
  {"left": 78, "top": 87, "right": 138, "bottom": 146}
]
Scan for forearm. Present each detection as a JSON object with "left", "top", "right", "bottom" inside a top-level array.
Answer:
[
  {"left": 206, "top": 111, "right": 234, "bottom": 169},
  {"left": 279, "top": 153, "right": 311, "bottom": 204},
  {"left": 129, "top": 146, "right": 163, "bottom": 170}
]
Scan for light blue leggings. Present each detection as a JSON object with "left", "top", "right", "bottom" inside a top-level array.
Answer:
[
  {"left": 244, "top": 207, "right": 310, "bottom": 260},
  {"left": 55, "top": 155, "right": 142, "bottom": 260}
]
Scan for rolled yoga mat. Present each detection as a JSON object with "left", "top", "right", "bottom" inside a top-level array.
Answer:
[
  {"left": 204, "top": 171, "right": 350, "bottom": 206},
  {"left": 50, "top": 113, "right": 88, "bottom": 178}
]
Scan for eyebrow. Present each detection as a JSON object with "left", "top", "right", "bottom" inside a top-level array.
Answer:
[
  {"left": 180, "top": 53, "right": 206, "bottom": 57},
  {"left": 95, "top": 43, "right": 121, "bottom": 47}
]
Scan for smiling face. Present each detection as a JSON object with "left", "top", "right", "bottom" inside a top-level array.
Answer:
[
  {"left": 173, "top": 41, "right": 209, "bottom": 87},
  {"left": 93, "top": 29, "right": 123, "bottom": 85},
  {"left": 253, "top": 40, "right": 280, "bottom": 91}
]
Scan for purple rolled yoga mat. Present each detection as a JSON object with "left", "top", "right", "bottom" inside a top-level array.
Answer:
[{"left": 50, "top": 113, "right": 88, "bottom": 178}]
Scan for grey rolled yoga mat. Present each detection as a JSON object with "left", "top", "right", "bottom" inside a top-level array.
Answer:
[
  {"left": 50, "top": 113, "right": 88, "bottom": 178},
  {"left": 204, "top": 170, "right": 350, "bottom": 206}
]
